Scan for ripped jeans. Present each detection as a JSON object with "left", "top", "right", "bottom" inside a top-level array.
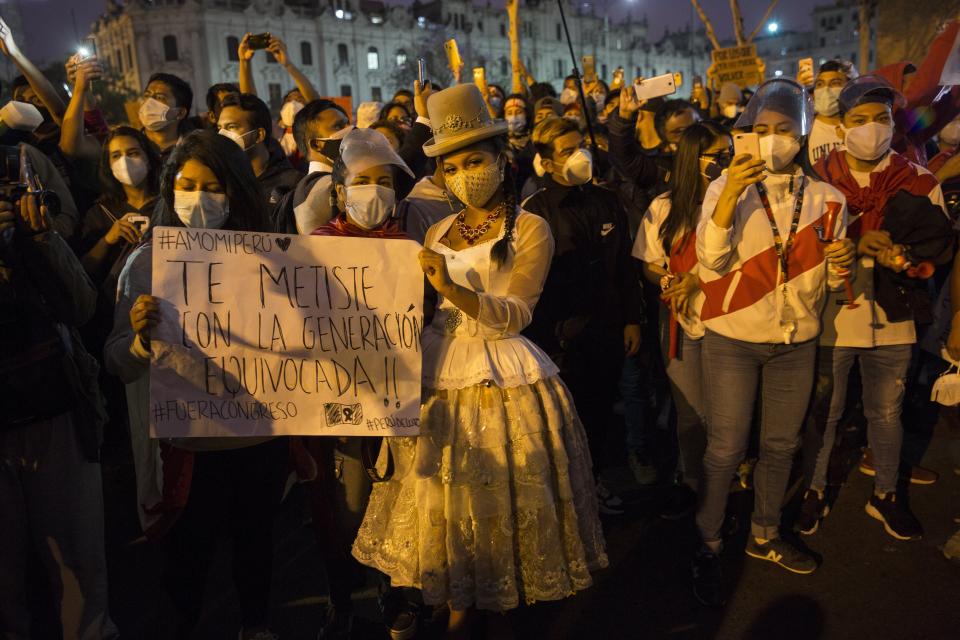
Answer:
[{"left": 807, "top": 344, "right": 912, "bottom": 495}]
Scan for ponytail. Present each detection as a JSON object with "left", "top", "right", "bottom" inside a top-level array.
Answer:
[{"left": 491, "top": 159, "right": 518, "bottom": 266}]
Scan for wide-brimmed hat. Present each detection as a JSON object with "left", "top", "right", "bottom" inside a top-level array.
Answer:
[{"left": 422, "top": 84, "right": 508, "bottom": 157}]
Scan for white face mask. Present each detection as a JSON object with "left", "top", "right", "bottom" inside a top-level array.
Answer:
[
  {"left": 940, "top": 120, "right": 960, "bottom": 147},
  {"left": 111, "top": 156, "right": 149, "bottom": 187},
  {"left": 842, "top": 122, "right": 894, "bottom": 161},
  {"left": 814, "top": 86, "right": 842, "bottom": 117},
  {"left": 506, "top": 114, "right": 526, "bottom": 135},
  {"left": 560, "top": 148, "right": 593, "bottom": 185},
  {"left": 759, "top": 134, "right": 801, "bottom": 171},
  {"left": 173, "top": 190, "right": 229, "bottom": 229},
  {"left": 219, "top": 127, "right": 258, "bottom": 151},
  {"left": 280, "top": 100, "right": 304, "bottom": 128},
  {"left": 139, "top": 97, "right": 177, "bottom": 132},
  {"left": 560, "top": 87, "right": 578, "bottom": 106},
  {"left": 721, "top": 104, "right": 739, "bottom": 119},
  {"left": 445, "top": 160, "right": 503, "bottom": 208},
  {"left": 343, "top": 184, "right": 396, "bottom": 229},
  {"left": 591, "top": 92, "right": 606, "bottom": 111}
]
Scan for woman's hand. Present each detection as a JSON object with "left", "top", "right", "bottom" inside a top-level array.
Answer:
[
  {"left": 721, "top": 153, "right": 766, "bottom": 198},
  {"left": 413, "top": 79, "right": 433, "bottom": 120},
  {"left": 619, "top": 80, "right": 645, "bottom": 120},
  {"left": 824, "top": 238, "right": 856, "bottom": 270},
  {"left": 238, "top": 33, "right": 255, "bottom": 61},
  {"left": 267, "top": 36, "right": 290, "bottom": 67},
  {"left": 623, "top": 323, "right": 642, "bottom": 356},
  {"left": 130, "top": 294, "right": 160, "bottom": 344},
  {"left": 418, "top": 248, "right": 453, "bottom": 295},
  {"left": 104, "top": 213, "right": 143, "bottom": 246},
  {"left": 662, "top": 271, "right": 700, "bottom": 317}
]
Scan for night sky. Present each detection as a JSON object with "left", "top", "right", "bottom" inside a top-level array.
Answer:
[{"left": 11, "top": 0, "right": 815, "bottom": 65}]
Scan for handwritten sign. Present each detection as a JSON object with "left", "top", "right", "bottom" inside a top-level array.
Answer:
[
  {"left": 707, "top": 44, "right": 765, "bottom": 89},
  {"left": 149, "top": 227, "right": 424, "bottom": 438},
  {"left": 941, "top": 28, "right": 960, "bottom": 86}
]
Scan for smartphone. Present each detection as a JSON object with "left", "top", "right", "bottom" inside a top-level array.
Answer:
[
  {"left": 673, "top": 72, "right": 683, "bottom": 88},
  {"left": 733, "top": 132, "right": 761, "bottom": 161},
  {"left": 612, "top": 67, "right": 624, "bottom": 84},
  {"left": 247, "top": 33, "right": 271, "bottom": 50},
  {"left": 582, "top": 55, "right": 597, "bottom": 83},
  {"left": 444, "top": 39, "right": 462, "bottom": 72},
  {"left": 128, "top": 215, "right": 151, "bottom": 234},
  {"left": 799, "top": 57, "right": 814, "bottom": 78},
  {"left": 473, "top": 67, "right": 487, "bottom": 93},
  {"left": 77, "top": 36, "right": 96, "bottom": 61},
  {"left": 634, "top": 73, "right": 678, "bottom": 101},
  {"left": 417, "top": 58, "right": 427, "bottom": 86}
]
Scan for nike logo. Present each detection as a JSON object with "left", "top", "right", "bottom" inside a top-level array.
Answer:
[{"left": 601, "top": 223, "right": 614, "bottom": 237}]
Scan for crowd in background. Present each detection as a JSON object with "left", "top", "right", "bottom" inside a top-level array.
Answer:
[{"left": 3, "top": 10, "right": 960, "bottom": 640}]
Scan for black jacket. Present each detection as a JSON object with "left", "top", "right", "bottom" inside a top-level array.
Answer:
[
  {"left": 522, "top": 175, "right": 644, "bottom": 354},
  {"left": 259, "top": 145, "right": 303, "bottom": 210}
]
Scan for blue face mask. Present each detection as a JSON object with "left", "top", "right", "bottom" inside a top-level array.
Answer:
[{"left": 506, "top": 114, "right": 527, "bottom": 135}]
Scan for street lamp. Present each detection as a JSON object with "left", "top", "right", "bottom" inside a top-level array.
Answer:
[{"left": 767, "top": 21, "right": 779, "bottom": 34}]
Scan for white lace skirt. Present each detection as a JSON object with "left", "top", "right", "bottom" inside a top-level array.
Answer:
[{"left": 351, "top": 376, "right": 608, "bottom": 612}]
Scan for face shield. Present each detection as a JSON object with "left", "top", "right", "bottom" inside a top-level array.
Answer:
[
  {"left": 338, "top": 127, "right": 415, "bottom": 183},
  {"left": 734, "top": 78, "right": 815, "bottom": 137}
]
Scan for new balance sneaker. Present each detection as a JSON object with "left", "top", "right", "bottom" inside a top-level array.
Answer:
[
  {"left": 859, "top": 449, "right": 938, "bottom": 485},
  {"left": 795, "top": 489, "right": 830, "bottom": 535},
  {"left": 596, "top": 480, "right": 625, "bottom": 515},
  {"left": 745, "top": 537, "right": 817, "bottom": 574},
  {"left": 865, "top": 493, "right": 923, "bottom": 541},
  {"left": 692, "top": 547, "right": 725, "bottom": 607}
]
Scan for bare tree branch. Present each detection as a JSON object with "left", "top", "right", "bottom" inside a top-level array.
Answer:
[
  {"left": 690, "top": 0, "right": 721, "bottom": 50},
  {"left": 747, "top": 0, "right": 780, "bottom": 43}
]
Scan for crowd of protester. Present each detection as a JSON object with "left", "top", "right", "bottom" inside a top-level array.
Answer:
[{"left": 3, "top": 12, "right": 960, "bottom": 640}]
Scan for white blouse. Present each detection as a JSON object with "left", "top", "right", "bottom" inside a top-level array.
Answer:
[{"left": 421, "top": 210, "right": 560, "bottom": 389}]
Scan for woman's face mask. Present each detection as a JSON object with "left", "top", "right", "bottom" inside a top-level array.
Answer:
[
  {"left": 506, "top": 114, "right": 527, "bottom": 135},
  {"left": 173, "top": 190, "right": 229, "bottom": 229},
  {"left": 445, "top": 158, "right": 504, "bottom": 208},
  {"left": 759, "top": 133, "right": 802, "bottom": 171},
  {"left": 111, "top": 156, "right": 149, "bottom": 187},
  {"left": 343, "top": 184, "right": 396, "bottom": 229},
  {"left": 842, "top": 122, "right": 894, "bottom": 161},
  {"left": 560, "top": 87, "right": 578, "bottom": 106}
]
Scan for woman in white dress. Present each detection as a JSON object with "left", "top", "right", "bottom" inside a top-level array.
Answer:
[{"left": 352, "top": 85, "right": 607, "bottom": 634}]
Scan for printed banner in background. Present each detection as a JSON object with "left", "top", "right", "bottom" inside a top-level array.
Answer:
[{"left": 149, "top": 227, "right": 424, "bottom": 438}]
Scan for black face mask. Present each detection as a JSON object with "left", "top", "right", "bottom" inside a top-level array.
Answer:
[
  {"left": 702, "top": 160, "right": 724, "bottom": 181},
  {"left": 320, "top": 137, "right": 342, "bottom": 161}
]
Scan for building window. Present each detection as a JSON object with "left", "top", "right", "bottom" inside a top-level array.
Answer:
[
  {"left": 635, "top": 66, "right": 641, "bottom": 78},
  {"left": 267, "top": 51, "right": 278, "bottom": 64},
  {"left": 126, "top": 44, "right": 133, "bottom": 70},
  {"left": 116, "top": 49, "right": 124, "bottom": 72},
  {"left": 367, "top": 47, "right": 379, "bottom": 70},
  {"left": 556, "top": 59, "right": 564, "bottom": 77},
  {"left": 396, "top": 49, "right": 407, "bottom": 66},
  {"left": 500, "top": 23, "right": 506, "bottom": 37},
  {"left": 500, "top": 58, "right": 508, "bottom": 76},
  {"left": 820, "top": 37, "right": 826, "bottom": 47},
  {"left": 301, "top": 41, "right": 313, "bottom": 65},
  {"left": 227, "top": 36, "right": 239, "bottom": 62},
  {"left": 556, "top": 23, "right": 561, "bottom": 41},
  {"left": 477, "top": 21, "right": 483, "bottom": 32},
  {"left": 340, "top": 84, "right": 352, "bottom": 97},
  {"left": 601, "top": 64, "right": 607, "bottom": 78},
  {"left": 268, "top": 83, "right": 282, "bottom": 110},
  {"left": 163, "top": 35, "right": 178, "bottom": 62},
  {"left": 337, "top": 43, "right": 349, "bottom": 66},
  {"left": 371, "top": 86, "right": 382, "bottom": 102}
]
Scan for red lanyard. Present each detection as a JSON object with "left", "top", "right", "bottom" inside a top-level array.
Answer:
[{"left": 755, "top": 177, "right": 806, "bottom": 284}]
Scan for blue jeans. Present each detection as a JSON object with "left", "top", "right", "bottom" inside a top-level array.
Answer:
[
  {"left": 807, "top": 345, "right": 911, "bottom": 495},
  {"left": 659, "top": 308, "right": 707, "bottom": 488},
  {"left": 697, "top": 332, "right": 816, "bottom": 542},
  {"left": 621, "top": 351, "right": 654, "bottom": 451}
]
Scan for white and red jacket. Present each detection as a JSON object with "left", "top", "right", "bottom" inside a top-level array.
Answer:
[{"left": 696, "top": 170, "right": 848, "bottom": 344}]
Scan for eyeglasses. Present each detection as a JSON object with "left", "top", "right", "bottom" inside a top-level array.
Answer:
[{"left": 701, "top": 151, "right": 733, "bottom": 167}]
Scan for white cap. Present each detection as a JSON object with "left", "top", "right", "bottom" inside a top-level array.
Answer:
[
  {"left": 0, "top": 101, "right": 43, "bottom": 132},
  {"left": 339, "top": 127, "right": 414, "bottom": 180},
  {"left": 356, "top": 101, "right": 383, "bottom": 129}
]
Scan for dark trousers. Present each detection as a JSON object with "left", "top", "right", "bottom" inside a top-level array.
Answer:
[
  {"left": 560, "top": 333, "right": 624, "bottom": 476},
  {"left": 162, "top": 438, "right": 288, "bottom": 635}
]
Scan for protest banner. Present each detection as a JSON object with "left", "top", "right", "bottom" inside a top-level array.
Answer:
[
  {"left": 707, "top": 44, "right": 765, "bottom": 89},
  {"left": 149, "top": 227, "right": 424, "bottom": 438}
]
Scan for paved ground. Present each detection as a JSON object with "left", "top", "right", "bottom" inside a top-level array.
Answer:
[{"left": 71, "top": 410, "right": 960, "bottom": 639}]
